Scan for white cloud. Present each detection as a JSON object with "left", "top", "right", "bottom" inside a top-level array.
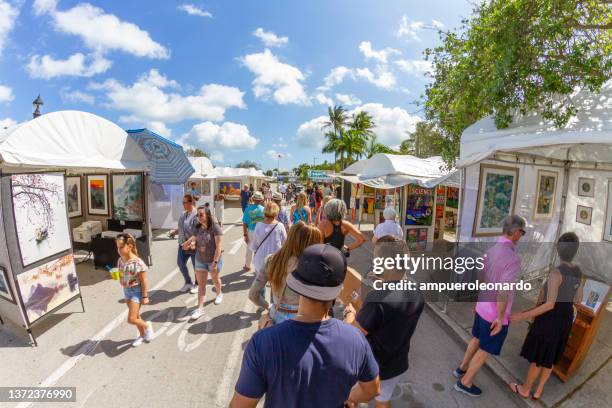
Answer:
[
  {"left": 27, "top": 53, "right": 111, "bottom": 79},
  {"left": 37, "top": 2, "right": 168, "bottom": 59},
  {"left": 0, "top": 117, "right": 16, "bottom": 129},
  {"left": 395, "top": 59, "right": 433, "bottom": 76},
  {"left": 0, "top": 84, "right": 14, "bottom": 103},
  {"left": 272, "top": 142, "right": 288, "bottom": 148},
  {"left": 356, "top": 66, "right": 396, "bottom": 90},
  {"left": 314, "top": 91, "right": 334, "bottom": 106},
  {"left": 432, "top": 19, "right": 445, "bottom": 29},
  {"left": 266, "top": 149, "right": 291, "bottom": 160},
  {"left": 253, "top": 28, "right": 288, "bottom": 48},
  {"left": 60, "top": 87, "right": 96, "bottom": 104},
  {"left": 241, "top": 49, "right": 309, "bottom": 105},
  {"left": 396, "top": 16, "right": 443, "bottom": 41},
  {"left": 335, "top": 93, "right": 362, "bottom": 106},
  {"left": 294, "top": 115, "right": 328, "bottom": 149},
  {"left": 92, "top": 69, "right": 245, "bottom": 124},
  {"left": 358, "top": 41, "right": 400, "bottom": 64},
  {"left": 210, "top": 152, "right": 224, "bottom": 163},
  {"left": 183, "top": 122, "right": 259, "bottom": 151},
  {"left": 177, "top": 4, "right": 212, "bottom": 18},
  {"left": 323, "top": 66, "right": 354, "bottom": 87},
  {"left": 147, "top": 121, "right": 172, "bottom": 137},
  {"left": 0, "top": 0, "right": 19, "bottom": 55},
  {"left": 352, "top": 103, "right": 421, "bottom": 148}
]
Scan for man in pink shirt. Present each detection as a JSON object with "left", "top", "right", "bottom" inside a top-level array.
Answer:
[{"left": 454, "top": 215, "right": 526, "bottom": 397}]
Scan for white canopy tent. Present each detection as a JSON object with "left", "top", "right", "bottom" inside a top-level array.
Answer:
[
  {"left": 188, "top": 156, "right": 214, "bottom": 180},
  {"left": 203, "top": 166, "right": 270, "bottom": 180}
]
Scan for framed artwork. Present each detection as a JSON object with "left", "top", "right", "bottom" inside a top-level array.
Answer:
[
  {"left": 112, "top": 174, "right": 144, "bottom": 221},
  {"left": 533, "top": 170, "right": 557, "bottom": 220},
  {"left": 446, "top": 187, "right": 459, "bottom": 209},
  {"left": 406, "top": 228, "right": 428, "bottom": 252},
  {"left": 473, "top": 164, "right": 519, "bottom": 236},
  {"left": 576, "top": 205, "right": 592, "bottom": 225},
  {"left": 65, "top": 176, "right": 82, "bottom": 218},
  {"left": 603, "top": 181, "right": 612, "bottom": 242},
  {"left": 578, "top": 177, "right": 595, "bottom": 197},
  {"left": 405, "top": 185, "right": 434, "bottom": 226},
  {"left": 0, "top": 267, "right": 15, "bottom": 302},
  {"left": 580, "top": 279, "right": 610, "bottom": 314},
  {"left": 10, "top": 172, "right": 72, "bottom": 268},
  {"left": 16, "top": 254, "right": 80, "bottom": 324},
  {"left": 218, "top": 181, "right": 241, "bottom": 196},
  {"left": 202, "top": 180, "right": 211, "bottom": 196},
  {"left": 87, "top": 175, "right": 109, "bottom": 215}
]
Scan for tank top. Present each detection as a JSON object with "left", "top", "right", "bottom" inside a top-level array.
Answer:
[
  {"left": 292, "top": 206, "right": 308, "bottom": 224},
  {"left": 324, "top": 222, "right": 345, "bottom": 250}
]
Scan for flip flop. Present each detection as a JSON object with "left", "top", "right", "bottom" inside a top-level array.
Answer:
[
  {"left": 532, "top": 394, "right": 541, "bottom": 401},
  {"left": 507, "top": 382, "right": 529, "bottom": 399}
]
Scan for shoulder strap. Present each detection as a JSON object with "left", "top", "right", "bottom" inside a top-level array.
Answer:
[{"left": 255, "top": 223, "right": 279, "bottom": 254}]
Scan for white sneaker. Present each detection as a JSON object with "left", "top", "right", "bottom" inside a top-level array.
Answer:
[
  {"left": 190, "top": 307, "right": 205, "bottom": 320},
  {"left": 132, "top": 336, "right": 144, "bottom": 347},
  {"left": 189, "top": 284, "right": 199, "bottom": 294},
  {"left": 179, "top": 283, "right": 192, "bottom": 293},
  {"left": 144, "top": 322, "right": 154, "bottom": 342},
  {"left": 214, "top": 293, "right": 223, "bottom": 305}
]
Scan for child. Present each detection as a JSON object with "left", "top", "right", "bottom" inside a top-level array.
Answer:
[{"left": 116, "top": 233, "right": 154, "bottom": 347}]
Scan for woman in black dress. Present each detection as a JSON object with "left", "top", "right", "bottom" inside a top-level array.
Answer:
[{"left": 507, "top": 232, "right": 584, "bottom": 400}]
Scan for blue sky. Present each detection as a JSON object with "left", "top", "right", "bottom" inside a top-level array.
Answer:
[{"left": 0, "top": 0, "right": 473, "bottom": 169}]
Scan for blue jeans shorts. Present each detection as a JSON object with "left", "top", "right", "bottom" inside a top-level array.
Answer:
[
  {"left": 195, "top": 257, "right": 223, "bottom": 273},
  {"left": 472, "top": 312, "right": 509, "bottom": 356},
  {"left": 124, "top": 285, "right": 143, "bottom": 304}
]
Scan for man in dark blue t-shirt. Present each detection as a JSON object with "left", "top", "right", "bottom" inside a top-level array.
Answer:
[
  {"left": 240, "top": 185, "right": 252, "bottom": 213},
  {"left": 230, "top": 244, "right": 380, "bottom": 408}
]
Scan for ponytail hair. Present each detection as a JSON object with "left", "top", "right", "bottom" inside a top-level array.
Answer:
[{"left": 116, "top": 233, "right": 138, "bottom": 256}]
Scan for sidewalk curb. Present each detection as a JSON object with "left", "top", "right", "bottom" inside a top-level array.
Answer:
[{"left": 425, "top": 302, "right": 543, "bottom": 408}]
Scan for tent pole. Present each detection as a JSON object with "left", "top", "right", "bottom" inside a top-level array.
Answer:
[{"left": 549, "top": 156, "right": 571, "bottom": 269}]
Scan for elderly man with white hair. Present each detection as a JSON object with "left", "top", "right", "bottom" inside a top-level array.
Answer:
[{"left": 372, "top": 207, "right": 403, "bottom": 243}]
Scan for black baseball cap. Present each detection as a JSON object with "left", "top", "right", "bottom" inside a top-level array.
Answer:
[{"left": 286, "top": 244, "right": 347, "bottom": 301}]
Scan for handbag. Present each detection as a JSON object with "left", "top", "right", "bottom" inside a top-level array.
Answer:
[{"left": 254, "top": 223, "right": 279, "bottom": 255}]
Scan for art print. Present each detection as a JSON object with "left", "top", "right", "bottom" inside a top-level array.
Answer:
[
  {"left": 534, "top": 170, "right": 557, "bottom": 220},
  {"left": 66, "top": 176, "right": 82, "bottom": 218},
  {"left": 112, "top": 174, "right": 144, "bottom": 221},
  {"left": 473, "top": 165, "right": 518, "bottom": 236},
  {"left": 578, "top": 177, "right": 595, "bottom": 197},
  {"left": 405, "top": 185, "right": 434, "bottom": 226},
  {"left": 87, "top": 175, "right": 108, "bottom": 215},
  {"left": 218, "top": 181, "right": 241, "bottom": 196},
  {"left": 576, "top": 205, "right": 592, "bottom": 225}
]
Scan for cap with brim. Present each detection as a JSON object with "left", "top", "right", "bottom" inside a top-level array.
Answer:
[
  {"left": 286, "top": 273, "right": 343, "bottom": 301},
  {"left": 272, "top": 192, "right": 283, "bottom": 200},
  {"left": 252, "top": 191, "right": 264, "bottom": 201}
]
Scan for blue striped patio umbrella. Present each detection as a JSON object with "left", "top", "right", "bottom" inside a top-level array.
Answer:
[{"left": 126, "top": 128, "right": 195, "bottom": 184}]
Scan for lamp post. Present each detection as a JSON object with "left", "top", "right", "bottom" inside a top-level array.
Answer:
[
  {"left": 313, "top": 157, "right": 318, "bottom": 167},
  {"left": 32, "top": 95, "right": 44, "bottom": 119}
]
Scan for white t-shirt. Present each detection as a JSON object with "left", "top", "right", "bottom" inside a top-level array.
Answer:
[
  {"left": 373, "top": 220, "right": 403, "bottom": 239},
  {"left": 279, "top": 184, "right": 286, "bottom": 193},
  {"left": 249, "top": 221, "right": 287, "bottom": 273}
]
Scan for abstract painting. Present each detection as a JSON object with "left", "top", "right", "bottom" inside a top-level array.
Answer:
[
  {"left": 0, "top": 267, "right": 14, "bottom": 302},
  {"left": 11, "top": 172, "right": 72, "bottom": 267},
  {"left": 405, "top": 185, "right": 434, "bottom": 226},
  {"left": 604, "top": 181, "right": 612, "bottom": 242},
  {"left": 112, "top": 174, "right": 144, "bottom": 221},
  {"left": 66, "top": 176, "right": 82, "bottom": 218},
  {"left": 576, "top": 205, "right": 592, "bottom": 225},
  {"left": 473, "top": 164, "right": 519, "bottom": 236},
  {"left": 578, "top": 177, "right": 595, "bottom": 197},
  {"left": 534, "top": 170, "right": 557, "bottom": 220},
  {"left": 16, "top": 254, "right": 80, "bottom": 323},
  {"left": 218, "top": 181, "right": 241, "bottom": 196},
  {"left": 87, "top": 175, "right": 109, "bottom": 215}
]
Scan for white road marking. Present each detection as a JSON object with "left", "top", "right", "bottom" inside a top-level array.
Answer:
[{"left": 227, "top": 238, "right": 244, "bottom": 255}]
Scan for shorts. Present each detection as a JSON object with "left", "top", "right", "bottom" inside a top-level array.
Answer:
[
  {"left": 376, "top": 372, "right": 404, "bottom": 402},
  {"left": 270, "top": 303, "right": 298, "bottom": 325},
  {"left": 472, "top": 312, "right": 509, "bottom": 356},
  {"left": 195, "top": 257, "right": 223, "bottom": 272},
  {"left": 124, "top": 285, "right": 143, "bottom": 303}
]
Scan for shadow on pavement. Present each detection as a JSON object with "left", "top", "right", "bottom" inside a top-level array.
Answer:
[
  {"left": 60, "top": 338, "right": 133, "bottom": 358},
  {"left": 219, "top": 269, "right": 254, "bottom": 294},
  {"left": 189, "top": 311, "right": 258, "bottom": 335}
]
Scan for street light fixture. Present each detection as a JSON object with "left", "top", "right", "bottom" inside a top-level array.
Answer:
[{"left": 32, "top": 95, "right": 44, "bottom": 119}]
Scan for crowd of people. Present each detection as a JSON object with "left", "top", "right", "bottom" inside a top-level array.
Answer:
[{"left": 112, "top": 180, "right": 585, "bottom": 406}]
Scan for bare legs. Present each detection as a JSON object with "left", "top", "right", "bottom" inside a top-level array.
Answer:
[
  {"left": 459, "top": 337, "right": 480, "bottom": 372},
  {"left": 461, "top": 348, "right": 489, "bottom": 387},
  {"left": 516, "top": 363, "right": 552, "bottom": 398},
  {"left": 195, "top": 268, "right": 223, "bottom": 308},
  {"left": 127, "top": 301, "right": 147, "bottom": 336}
]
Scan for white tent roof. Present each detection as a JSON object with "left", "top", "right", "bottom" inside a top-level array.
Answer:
[
  {"left": 203, "top": 166, "right": 269, "bottom": 180},
  {"left": 0, "top": 110, "right": 149, "bottom": 171},
  {"left": 188, "top": 156, "right": 214, "bottom": 179},
  {"left": 338, "top": 153, "right": 457, "bottom": 188},
  {"left": 458, "top": 82, "right": 612, "bottom": 168}
]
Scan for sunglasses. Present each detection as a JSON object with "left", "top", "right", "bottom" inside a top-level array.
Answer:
[{"left": 519, "top": 229, "right": 526, "bottom": 236}]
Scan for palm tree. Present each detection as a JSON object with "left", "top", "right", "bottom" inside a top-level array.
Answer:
[
  {"left": 322, "top": 105, "right": 348, "bottom": 171},
  {"left": 366, "top": 136, "right": 398, "bottom": 158},
  {"left": 348, "top": 111, "right": 375, "bottom": 141},
  {"left": 338, "top": 128, "right": 369, "bottom": 166}
]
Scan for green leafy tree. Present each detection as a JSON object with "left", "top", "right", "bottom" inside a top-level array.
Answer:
[
  {"left": 185, "top": 148, "right": 209, "bottom": 158},
  {"left": 322, "top": 105, "right": 349, "bottom": 171},
  {"left": 366, "top": 136, "right": 399, "bottom": 158},
  {"left": 424, "top": 0, "right": 611, "bottom": 166},
  {"left": 399, "top": 122, "right": 446, "bottom": 158},
  {"left": 235, "top": 160, "right": 261, "bottom": 170}
]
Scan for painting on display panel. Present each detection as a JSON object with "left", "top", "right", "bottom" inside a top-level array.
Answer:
[
  {"left": 10, "top": 172, "right": 72, "bottom": 268},
  {"left": 66, "top": 176, "right": 82, "bottom": 218},
  {"left": 533, "top": 170, "right": 557, "bottom": 220},
  {"left": 112, "top": 174, "right": 144, "bottom": 221},
  {"left": 87, "top": 175, "right": 109, "bottom": 216},
  {"left": 218, "top": 181, "right": 241, "bottom": 196},
  {"left": 473, "top": 164, "right": 519, "bottom": 237}
]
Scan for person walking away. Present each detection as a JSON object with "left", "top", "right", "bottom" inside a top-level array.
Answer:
[
  {"left": 315, "top": 195, "right": 332, "bottom": 226},
  {"left": 507, "top": 232, "right": 584, "bottom": 400},
  {"left": 248, "top": 202, "right": 287, "bottom": 310},
  {"left": 240, "top": 185, "right": 252, "bottom": 213},
  {"left": 170, "top": 194, "right": 198, "bottom": 294},
  {"left": 372, "top": 207, "right": 403, "bottom": 243},
  {"left": 319, "top": 198, "right": 365, "bottom": 254},
  {"left": 309, "top": 185, "right": 317, "bottom": 217},
  {"left": 116, "top": 233, "right": 154, "bottom": 347},
  {"left": 344, "top": 236, "right": 424, "bottom": 407},
  {"left": 230, "top": 244, "right": 380, "bottom": 408},
  {"left": 323, "top": 183, "right": 333, "bottom": 198},
  {"left": 279, "top": 182, "right": 286, "bottom": 200},
  {"left": 315, "top": 185, "right": 323, "bottom": 214},
  {"left": 182, "top": 206, "right": 224, "bottom": 320},
  {"left": 214, "top": 193, "right": 225, "bottom": 227},
  {"left": 271, "top": 192, "right": 289, "bottom": 232},
  {"left": 242, "top": 192, "right": 265, "bottom": 272},
  {"left": 264, "top": 183, "right": 272, "bottom": 204},
  {"left": 290, "top": 192, "right": 312, "bottom": 225},
  {"left": 454, "top": 215, "right": 527, "bottom": 397}
]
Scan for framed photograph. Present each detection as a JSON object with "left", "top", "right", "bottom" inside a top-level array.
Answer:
[
  {"left": 473, "top": 164, "right": 519, "bottom": 236},
  {"left": 405, "top": 185, "right": 434, "bottom": 226},
  {"left": 10, "top": 172, "right": 72, "bottom": 268},
  {"left": 87, "top": 175, "right": 109, "bottom": 216},
  {"left": 576, "top": 205, "right": 592, "bottom": 225},
  {"left": 65, "top": 176, "right": 82, "bottom": 218},
  {"left": 16, "top": 254, "right": 80, "bottom": 324},
  {"left": 578, "top": 177, "right": 595, "bottom": 197},
  {"left": 533, "top": 170, "right": 557, "bottom": 220},
  {"left": 112, "top": 174, "right": 144, "bottom": 221},
  {"left": 603, "top": 180, "right": 612, "bottom": 242},
  {"left": 218, "top": 181, "right": 241, "bottom": 196},
  {"left": 0, "top": 267, "right": 15, "bottom": 302}
]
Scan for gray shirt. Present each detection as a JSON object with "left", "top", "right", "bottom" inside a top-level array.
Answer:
[{"left": 178, "top": 209, "right": 197, "bottom": 244}]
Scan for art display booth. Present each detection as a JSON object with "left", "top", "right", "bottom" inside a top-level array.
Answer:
[{"left": 0, "top": 111, "right": 154, "bottom": 345}]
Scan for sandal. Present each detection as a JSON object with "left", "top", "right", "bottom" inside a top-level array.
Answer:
[
  {"left": 507, "top": 382, "right": 530, "bottom": 399},
  {"left": 532, "top": 394, "right": 541, "bottom": 401}
]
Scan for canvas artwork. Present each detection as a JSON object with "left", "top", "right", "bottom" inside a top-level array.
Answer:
[
  {"left": 0, "top": 267, "right": 14, "bottom": 302},
  {"left": 405, "top": 185, "right": 434, "bottom": 226},
  {"left": 576, "top": 205, "right": 592, "bottom": 225},
  {"left": 474, "top": 165, "right": 519, "bottom": 236},
  {"left": 578, "top": 177, "right": 595, "bottom": 197},
  {"left": 112, "top": 174, "right": 144, "bottom": 221},
  {"left": 16, "top": 254, "right": 80, "bottom": 323},
  {"left": 218, "top": 181, "right": 241, "bottom": 196},
  {"left": 581, "top": 279, "right": 610, "bottom": 314},
  {"left": 87, "top": 175, "right": 108, "bottom": 215},
  {"left": 11, "top": 172, "right": 72, "bottom": 268},
  {"left": 66, "top": 176, "right": 82, "bottom": 218},
  {"left": 534, "top": 170, "right": 557, "bottom": 220},
  {"left": 604, "top": 181, "right": 612, "bottom": 242}
]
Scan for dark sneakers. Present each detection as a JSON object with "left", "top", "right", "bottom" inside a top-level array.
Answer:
[
  {"left": 454, "top": 380, "right": 482, "bottom": 397},
  {"left": 453, "top": 367, "right": 467, "bottom": 378}
]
